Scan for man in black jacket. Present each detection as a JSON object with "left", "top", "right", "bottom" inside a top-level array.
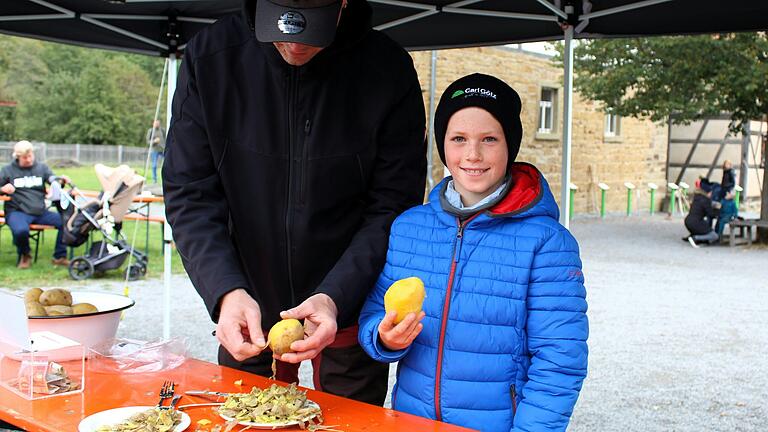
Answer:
[{"left": 163, "top": 0, "right": 426, "bottom": 404}]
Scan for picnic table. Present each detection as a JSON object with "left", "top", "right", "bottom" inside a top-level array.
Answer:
[{"left": 0, "top": 357, "right": 473, "bottom": 432}]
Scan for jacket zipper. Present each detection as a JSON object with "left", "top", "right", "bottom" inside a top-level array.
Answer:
[
  {"left": 299, "top": 119, "right": 310, "bottom": 203},
  {"left": 284, "top": 68, "right": 299, "bottom": 306},
  {"left": 434, "top": 214, "right": 478, "bottom": 421}
]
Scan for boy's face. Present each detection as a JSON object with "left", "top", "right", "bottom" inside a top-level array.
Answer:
[{"left": 444, "top": 107, "right": 508, "bottom": 207}]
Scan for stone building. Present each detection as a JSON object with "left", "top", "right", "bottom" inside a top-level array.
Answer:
[{"left": 409, "top": 46, "right": 669, "bottom": 216}]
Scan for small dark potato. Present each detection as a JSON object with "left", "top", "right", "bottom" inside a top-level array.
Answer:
[
  {"left": 24, "top": 288, "right": 43, "bottom": 304},
  {"left": 44, "top": 305, "right": 73, "bottom": 316},
  {"left": 39, "top": 288, "right": 73, "bottom": 307},
  {"left": 72, "top": 303, "right": 98, "bottom": 315},
  {"left": 26, "top": 301, "right": 47, "bottom": 317}
]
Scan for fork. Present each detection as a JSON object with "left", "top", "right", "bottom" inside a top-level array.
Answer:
[
  {"left": 156, "top": 380, "right": 175, "bottom": 408},
  {"left": 161, "top": 394, "right": 182, "bottom": 411}
]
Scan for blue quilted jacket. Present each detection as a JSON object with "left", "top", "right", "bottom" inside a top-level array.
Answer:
[{"left": 359, "top": 163, "right": 588, "bottom": 431}]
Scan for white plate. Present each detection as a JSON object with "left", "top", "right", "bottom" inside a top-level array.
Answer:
[
  {"left": 218, "top": 400, "right": 320, "bottom": 429},
  {"left": 78, "top": 406, "right": 190, "bottom": 432}
]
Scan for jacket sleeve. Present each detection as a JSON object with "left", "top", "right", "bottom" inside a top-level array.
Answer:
[
  {"left": 358, "top": 229, "right": 413, "bottom": 363},
  {"left": 162, "top": 48, "right": 252, "bottom": 321},
  {"left": 313, "top": 68, "right": 427, "bottom": 328},
  {"left": 513, "top": 228, "right": 589, "bottom": 432},
  {"left": 1, "top": 166, "right": 9, "bottom": 186}
]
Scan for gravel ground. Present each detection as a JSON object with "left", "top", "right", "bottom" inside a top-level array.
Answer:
[{"left": 8, "top": 214, "right": 768, "bottom": 431}]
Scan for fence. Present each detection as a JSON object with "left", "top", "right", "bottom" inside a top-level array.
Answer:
[{"left": 0, "top": 141, "right": 150, "bottom": 166}]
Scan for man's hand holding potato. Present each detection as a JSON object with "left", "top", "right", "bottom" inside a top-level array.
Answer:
[{"left": 276, "top": 293, "right": 338, "bottom": 363}]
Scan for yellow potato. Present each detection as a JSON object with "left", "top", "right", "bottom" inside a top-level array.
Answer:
[
  {"left": 38, "top": 288, "right": 73, "bottom": 307},
  {"left": 24, "top": 288, "right": 43, "bottom": 304},
  {"left": 44, "top": 305, "right": 73, "bottom": 316},
  {"left": 26, "top": 301, "right": 47, "bottom": 317},
  {"left": 384, "top": 277, "right": 426, "bottom": 324},
  {"left": 268, "top": 319, "right": 304, "bottom": 355},
  {"left": 72, "top": 303, "right": 98, "bottom": 315}
]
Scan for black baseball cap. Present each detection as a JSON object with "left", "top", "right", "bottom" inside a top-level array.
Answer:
[{"left": 255, "top": 0, "right": 343, "bottom": 48}]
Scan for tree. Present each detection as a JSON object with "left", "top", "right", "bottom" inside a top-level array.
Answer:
[
  {"left": 16, "top": 49, "right": 156, "bottom": 145},
  {"left": 0, "top": 34, "right": 163, "bottom": 145},
  {"left": 566, "top": 34, "right": 768, "bottom": 240}
]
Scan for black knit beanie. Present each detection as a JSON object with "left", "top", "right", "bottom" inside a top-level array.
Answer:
[{"left": 434, "top": 73, "right": 523, "bottom": 170}]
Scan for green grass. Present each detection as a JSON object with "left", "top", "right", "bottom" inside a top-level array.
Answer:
[
  {"left": 1, "top": 163, "right": 181, "bottom": 289},
  {"left": 0, "top": 220, "right": 185, "bottom": 289}
]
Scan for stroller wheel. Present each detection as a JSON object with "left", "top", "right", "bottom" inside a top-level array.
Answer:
[
  {"left": 69, "top": 257, "right": 94, "bottom": 280},
  {"left": 125, "top": 264, "right": 144, "bottom": 281}
]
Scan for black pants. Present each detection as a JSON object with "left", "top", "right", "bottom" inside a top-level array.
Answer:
[{"left": 218, "top": 325, "right": 389, "bottom": 406}]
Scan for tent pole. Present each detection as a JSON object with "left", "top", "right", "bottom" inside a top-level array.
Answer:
[
  {"left": 163, "top": 54, "right": 178, "bottom": 340},
  {"left": 560, "top": 25, "right": 574, "bottom": 228},
  {"left": 426, "top": 50, "right": 437, "bottom": 189}
]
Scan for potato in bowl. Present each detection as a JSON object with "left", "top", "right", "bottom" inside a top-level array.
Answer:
[{"left": 26, "top": 290, "right": 135, "bottom": 359}]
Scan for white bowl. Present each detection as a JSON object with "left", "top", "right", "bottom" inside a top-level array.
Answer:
[{"left": 27, "top": 291, "right": 135, "bottom": 358}]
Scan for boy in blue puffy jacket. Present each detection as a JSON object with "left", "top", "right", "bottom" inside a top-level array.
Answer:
[{"left": 359, "top": 74, "right": 588, "bottom": 431}]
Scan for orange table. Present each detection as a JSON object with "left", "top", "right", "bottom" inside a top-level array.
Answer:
[{"left": 0, "top": 358, "right": 473, "bottom": 432}]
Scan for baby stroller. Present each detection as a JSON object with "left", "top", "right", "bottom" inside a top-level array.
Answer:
[{"left": 57, "top": 164, "right": 148, "bottom": 281}]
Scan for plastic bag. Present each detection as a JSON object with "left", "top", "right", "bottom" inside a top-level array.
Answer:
[{"left": 88, "top": 337, "right": 187, "bottom": 374}]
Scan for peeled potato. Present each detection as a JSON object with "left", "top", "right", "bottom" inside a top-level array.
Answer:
[
  {"left": 268, "top": 319, "right": 305, "bottom": 355},
  {"left": 26, "top": 301, "right": 47, "bottom": 317},
  {"left": 44, "top": 305, "right": 73, "bottom": 316},
  {"left": 384, "top": 277, "right": 426, "bottom": 324},
  {"left": 72, "top": 303, "right": 98, "bottom": 315},
  {"left": 39, "top": 288, "right": 72, "bottom": 307},
  {"left": 24, "top": 288, "right": 43, "bottom": 304}
]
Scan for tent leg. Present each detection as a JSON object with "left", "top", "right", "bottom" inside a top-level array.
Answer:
[
  {"left": 426, "top": 50, "right": 437, "bottom": 190},
  {"left": 163, "top": 55, "right": 178, "bottom": 340},
  {"left": 560, "top": 25, "right": 574, "bottom": 228}
]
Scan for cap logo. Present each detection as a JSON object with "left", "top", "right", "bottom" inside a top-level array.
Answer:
[
  {"left": 277, "top": 11, "right": 306, "bottom": 35},
  {"left": 463, "top": 87, "right": 497, "bottom": 99},
  {"left": 451, "top": 90, "right": 465, "bottom": 99}
]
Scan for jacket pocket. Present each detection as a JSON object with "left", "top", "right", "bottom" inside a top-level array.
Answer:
[
  {"left": 355, "top": 153, "right": 366, "bottom": 184},
  {"left": 510, "top": 384, "right": 517, "bottom": 417}
]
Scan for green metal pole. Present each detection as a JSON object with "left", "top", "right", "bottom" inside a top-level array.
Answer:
[
  {"left": 735, "top": 189, "right": 741, "bottom": 209},
  {"left": 650, "top": 189, "right": 656, "bottom": 215},
  {"left": 670, "top": 189, "right": 676, "bottom": 216},
  {"left": 600, "top": 189, "right": 607, "bottom": 218},
  {"left": 626, "top": 189, "right": 633, "bottom": 216},
  {"left": 569, "top": 188, "right": 575, "bottom": 221}
]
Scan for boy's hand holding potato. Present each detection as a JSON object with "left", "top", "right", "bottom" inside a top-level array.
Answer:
[{"left": 378, "top": 310, "right": 425, "bottom": 351}]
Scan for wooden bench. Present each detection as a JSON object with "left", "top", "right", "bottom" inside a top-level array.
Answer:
[
  {"left": 123, "top": 213, "right": 166, "bottom": 253},
  {"left": 729, "top": 218, "right": 768, "bottom": 247}
]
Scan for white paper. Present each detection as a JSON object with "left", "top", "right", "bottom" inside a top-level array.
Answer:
[{"left": 0, "top": 291, "right": 31, "bottom": 350}]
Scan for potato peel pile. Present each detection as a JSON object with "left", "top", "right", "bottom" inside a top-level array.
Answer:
[
  {"left": 218, "top": 383, "right": 322, "bottom": 428},
  {"left": 95, "top": 408, "right": 181, "bottom": 432}
]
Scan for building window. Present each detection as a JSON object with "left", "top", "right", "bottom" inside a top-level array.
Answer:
[
  {"left": 605, "top": 113, "right": 621, "bottom": 137},
  {"left": 538, "top": 88, "right": 556, "bottom": 133}
]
